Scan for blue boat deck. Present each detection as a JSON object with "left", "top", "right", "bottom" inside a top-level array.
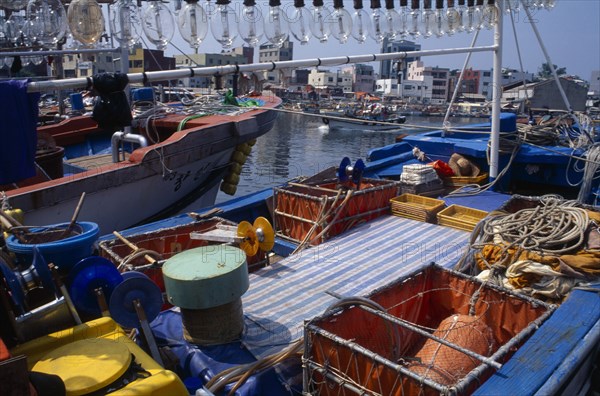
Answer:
[{"left": 149, "top": 189, "right": 600, "bottom": 395}]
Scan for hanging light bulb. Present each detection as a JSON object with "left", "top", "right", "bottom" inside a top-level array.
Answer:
[
  {"left": 366, "top": 0, "right": 383, "bottom": 43},
  {"left": 329, "top": 0, "right": 352, "bottom": 44},
  {"left": 5, "top": 11, "right": 26, "bottom": 44},
  {"left": 381, "top": 0, "right": 401, "bottom": 40},
  {"left": 433, "top": 0, "right": 446, "bottom": 37},
  {"left": 178, "top": 0, "right": 208, "bottom": 51},
  {"left": 310, "top": 0, "right": 331, "bottom": 43},
  {"left": 446, "top": 0, "right": 461, "bottom": 35},
  {"left": 481, "top": 0, "right": 498, "bottom": 29},
  {"left": 142, "top": 1, "right": 175, "bottom": 50},
  {"left": 409, "top": 0, "right": 421, "bottom": 39},
  {"left": 109, "top": 0, "right": 141, "bottom": 48},
  {"left": 67, "top": 0, "right": 104, "bottom": 48},
  {"left": 456, "top": 0, "right": 467, "bottom": 30},
  {"left": 543, "top": 0, "right": 556, "bottom": 9},
  {"left": 465, "top": 0, "right": 477, "bottom": 32},
  {"left": 210, "top": 0, "right": 238, "bottom": 49},
  {"left": 506, "top": 0, "right": 519, "bottom": 13},
  {"left": 264, "top": 0, "right": 288, "bottom": 47},
  {"left": 350, "top": 0, "right": 371, "bottom": 43},
  {"left": 238, "top": 0, "right": 264, "bottom": 47},
  {"left": 521, "top": 0, "right": 534, "bottom": 9},
  {"left": 474, "top": 0, "right": 485, "bottom": 30},
  {"left": 26, "top": 0, "right": 68, "bottom": 46},
  {"left": 288, "top": 0, "right": 312, "bottom": 45},
  {"left": 420, "top": 0, "right": 436, "bottom": 38},
  {"left": 0, "top": 0, "right": 28, "bottom": 11},
  {"left": 173, "top": 0, "right": 183, "bottom": 16},
  {"left": 398, "top": 0, "right": 410, "bottom": 39}
]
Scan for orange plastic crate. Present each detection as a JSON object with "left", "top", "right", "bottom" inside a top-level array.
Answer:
[{"left": 274, "top": 178, "right": 399, "bottom": 245}]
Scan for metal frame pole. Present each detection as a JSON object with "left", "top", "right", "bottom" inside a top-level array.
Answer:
[
  {"left": 27, "top": 45, "right": 498, "bottom": 93},
  {"left": 489, "top": 0, "right": 504, "bottom": 180}
]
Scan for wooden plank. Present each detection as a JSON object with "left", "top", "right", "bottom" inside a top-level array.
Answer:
[
  {"left": 474, "top": 290, "right": 600, "bottom": 395},
  {"left": 66, "top": 152, "right": 130, "bottom": 169}
]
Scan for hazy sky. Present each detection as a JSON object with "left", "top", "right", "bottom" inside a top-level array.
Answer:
[{"left": 164, "top": 1, "right": 600, "bottom": 81}]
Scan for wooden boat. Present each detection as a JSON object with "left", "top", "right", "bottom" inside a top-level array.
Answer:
[{"left": 1, "top": 92, "right": 281, "bottom": 235}]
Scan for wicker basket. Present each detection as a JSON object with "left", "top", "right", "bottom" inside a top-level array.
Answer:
[
  {"left": 437, "top": 205, "right": 489, "bottom": 231},
  {"left": 390, "top": 194, "right": 446, "bottom": 223}
]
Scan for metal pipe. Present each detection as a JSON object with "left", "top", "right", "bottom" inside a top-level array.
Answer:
[
  {"left": 489, "top": 0, "right": 503, "bottom": 180},
  {"left": 451, "top": 302, "right": 555, "bottom": 394},
  {"left": 522, "top": 2, "right": 572, "bottom": 112},
  {"left": 28, "top": 45, "right": 498, "bottom": 93},
  {"left": 0, "top": 48, "right": 119, "bottom": 57},
  {"left": 111, "top": 131, "right": 148, "bottom": 163},
  {"left": 305, "top": 323, "right": 449, "bottom": 393},
  {"left": 443, "top": 30, "right": 480, "bottom": 134},
  {"left": 326, "top": 292, "right": 503, "bottom": 370}
]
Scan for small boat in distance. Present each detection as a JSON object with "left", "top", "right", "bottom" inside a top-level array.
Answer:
[{"left": 322, "top": 103, "right": 407, "bottom": 131}]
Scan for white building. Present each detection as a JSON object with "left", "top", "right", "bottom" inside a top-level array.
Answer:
[
  {"left": 401, "top": 76, "right": 433, "bottom": 103},
  {"left": 258, "top": 40, "right": 293, "bottom": 86},
  {"left": 407, "top": 61, "right": 449, "bottom": 105},
  {"left": 174, "top": 52, "right": 247, "bottom": 89},
  {"left": 308, "top": 69, "right": 353, "bottom": 94},
  {"left": 501, "top": 68, "right": 535, "bottom": 86},
  {"left": 341, "top": 63, "right": 375, "bottom": 93},
  {"left": 375, "top": 79, "right": 401, "bottom": 97}
]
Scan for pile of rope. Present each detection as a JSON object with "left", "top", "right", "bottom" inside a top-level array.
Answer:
[
  {"left": 481, "top": 197, "right": 589, "bottom": 256},
  {"left": 456, "top": 196, "right": 593, "bottom": 300}
]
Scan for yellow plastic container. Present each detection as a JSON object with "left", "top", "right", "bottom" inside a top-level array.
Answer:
[
  {"left": 443, "top": 173, "right": 489, "bottom": 187},
  {"left": 390, "top": 194, "right": 446, "bottom": 223},
  {"left": 437, "top": 204, "right": 489, "bottom": 231},
  {"left": 10, "top": 317, "right": 187, "bottom": 396}
]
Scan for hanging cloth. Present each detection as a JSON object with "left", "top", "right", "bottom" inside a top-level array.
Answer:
[
  {"left": 0, "top": 80, "right": 40, "bottom": 185},
  {"left": 92, "top": 73, "right": 132, "bottom": 131}
]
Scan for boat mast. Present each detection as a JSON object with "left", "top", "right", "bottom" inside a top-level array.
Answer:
[{"left": 489, "top": 0, "right": 503, "bottom": 180}]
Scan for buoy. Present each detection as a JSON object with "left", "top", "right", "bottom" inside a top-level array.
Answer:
[
  {"left": 231, "top": 151, "right": 247, "bottom": 165},
  {"left": 220, "top": 182, "right": 237, "bottom": 195},
  {"left": 224, "top": 172, "right": 240, "bottom": 185}
]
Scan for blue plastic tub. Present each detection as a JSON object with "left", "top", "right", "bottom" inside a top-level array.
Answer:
[{"left": 6, "top": 222, "right": 99, "bottom": 271}]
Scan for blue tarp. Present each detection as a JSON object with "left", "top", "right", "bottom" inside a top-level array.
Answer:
[{"left": 0, "top": 80, "right": 40, "bottom": 184}]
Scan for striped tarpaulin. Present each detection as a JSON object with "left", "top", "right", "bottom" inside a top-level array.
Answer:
[{"left": 241, "top": 215, "right": 469, "bottom": 359}]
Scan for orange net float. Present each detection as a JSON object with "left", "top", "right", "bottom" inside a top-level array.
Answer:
[{"left": 408, "top": 314, "right": 495, "bottom": 386}]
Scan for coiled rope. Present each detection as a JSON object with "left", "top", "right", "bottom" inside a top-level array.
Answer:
[{"left": 480, "top": 196, "right": 589, "bottom": 257}]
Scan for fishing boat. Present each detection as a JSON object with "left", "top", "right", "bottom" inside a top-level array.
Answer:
[
  {"left": 322, "top": 104, "right": 407, "bottom": 131},
  {"left": 1, "top": 81, "right": 281, "bottom": 235},
  {"left": 2, "top": 0, "right": 599, "bottom": 395}
]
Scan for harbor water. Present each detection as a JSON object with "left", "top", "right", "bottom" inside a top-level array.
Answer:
[{"left": 215, "top": 112, "right": 479, "bottom": 203}]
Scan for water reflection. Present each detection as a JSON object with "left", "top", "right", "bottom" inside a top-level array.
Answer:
[{"left": 216, "top": 113, "right": 475, "bottom": 203}]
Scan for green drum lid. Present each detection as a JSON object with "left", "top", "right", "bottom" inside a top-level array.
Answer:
[{"left": 162, "top": 245, "right": 249, "bottom": 309}]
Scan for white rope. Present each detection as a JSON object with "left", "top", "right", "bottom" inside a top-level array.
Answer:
[
  {"left": 480, "top": 197, "right": 589, "bottom": 255},
  {"left": 576, "top": 144, "right": 600, "bottom": 204}
]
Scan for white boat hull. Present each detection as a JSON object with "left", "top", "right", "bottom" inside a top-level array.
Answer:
[{"left": 6, "top": 97, "right": 281, "bottom": 234}]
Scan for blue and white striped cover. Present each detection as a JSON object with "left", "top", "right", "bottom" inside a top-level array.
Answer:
[{"left": 241, "top": 215, "right": 469, "bottom": 359}]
